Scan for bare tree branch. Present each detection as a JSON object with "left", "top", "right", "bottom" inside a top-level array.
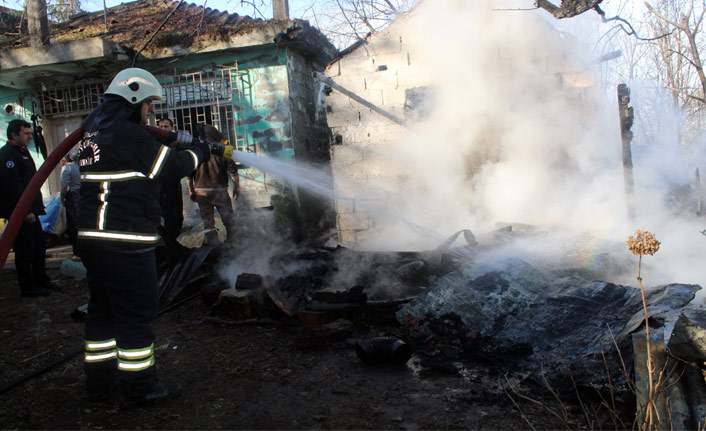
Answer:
[
  {"left": 335, "top": 0, "right": 366, "bottom": 41},
  {"left": 383, "top": 0, "right": 397, "bottom": 13},
  {"left": 318, "top": 0, "right": 418, "bottom": 49},
  {"left": 349, "top": 0, "right": 376, "bottom": 33},
  {"left": 664, "top": 85, "right": 706, "bottom": 104},
  {"left": 646, "top": 0, "right": 706, "bottom": 105},
  {"left": 237, "top": 0, "right": 268, "bottom": 20},
  {"left": 596, "top": 5, "right": 672, "bottom": 40},
  {"left": 665, "top": 46, "right": 698, "bottom": 69},
  {"left": 646, "top": 2, "right": 683, "bottom": 29}
]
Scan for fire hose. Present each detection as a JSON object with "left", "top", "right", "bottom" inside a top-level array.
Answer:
[
  {"left": 0, "top": 290, "right": 205, "bottom": 396},
  {"left": 0, "top": 126, "right": 230, "bottom": 274}
]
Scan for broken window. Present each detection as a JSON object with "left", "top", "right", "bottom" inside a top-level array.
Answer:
[{"left": 404, "top": 86, "right": 436, "bottom": 122}]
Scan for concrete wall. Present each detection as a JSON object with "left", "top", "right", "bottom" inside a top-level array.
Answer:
[
  {"left": 231, "top": 48, "right": 293, "bottom": 210},
  {"left": 285, "top": 48, "right": 335, "bottom": 237}
]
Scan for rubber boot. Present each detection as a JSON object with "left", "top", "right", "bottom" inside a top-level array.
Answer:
[
  {"left": 87, "top": 374, "right": 119, "bottom": 403},
  {"left": 121, "top": 381, "right": 182, "bottom": 409}
]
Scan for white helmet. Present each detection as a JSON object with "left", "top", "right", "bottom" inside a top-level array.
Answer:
[{"left": 105, "top": 68, "right": 164, "bottom": 104}]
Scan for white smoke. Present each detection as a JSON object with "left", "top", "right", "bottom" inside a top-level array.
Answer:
[
  {"left": 345, "top": 0, "right": 706, "bottom": 290},
  {"left": 217, "top": 0, "right": 706, "bottom": 294}
]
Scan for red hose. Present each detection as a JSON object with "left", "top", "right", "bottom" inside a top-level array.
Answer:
[
  {"left": 0, "top": 125, "right": 171, "bottom": 274},
  {"left": 146, "top": 125, "right": 170, "bottom": 142}
]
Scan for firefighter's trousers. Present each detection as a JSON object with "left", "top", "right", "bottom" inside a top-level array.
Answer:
[{"left": 81, "top": 248, "right": 159, "bottom": 397}]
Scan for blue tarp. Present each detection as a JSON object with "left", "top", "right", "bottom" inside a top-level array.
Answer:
[{"left": 39, "top": 196, "right": 61, "bottom": 233}]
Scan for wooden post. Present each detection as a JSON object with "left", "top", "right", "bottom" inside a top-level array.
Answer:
[{"left": 618, "top": 84, "right": 636, "bottom": 223}]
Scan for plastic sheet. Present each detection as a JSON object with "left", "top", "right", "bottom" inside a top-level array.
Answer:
[{"left": 39, "top": 196, "right": 62, "bottom": 234}]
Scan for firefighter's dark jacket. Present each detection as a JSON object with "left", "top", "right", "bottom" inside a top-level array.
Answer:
[
  {"left": 0, "top": 142, "right": 45, "bottom": 219},
  {"left": 76, "top": 121, "right": 202, "bottom": 251}
]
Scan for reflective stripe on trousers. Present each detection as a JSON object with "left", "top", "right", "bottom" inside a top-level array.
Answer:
[
  {"left": 84, "top": 338, "right": 117, "bottom": 363},
  {"left": 117, "top": 343, "right": 155, "bottom": 372}
]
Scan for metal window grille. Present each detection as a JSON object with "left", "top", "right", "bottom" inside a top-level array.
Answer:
[
  {"left": 39, "top": 82, "right": 105, "bottom": 117},
  {"left": 154, "top": 67, "right": 251, "bottom": 152}
]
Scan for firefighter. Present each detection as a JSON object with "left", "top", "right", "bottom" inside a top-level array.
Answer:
[{"left": 75, "top": 68, "right": 210, "bottom": 407}]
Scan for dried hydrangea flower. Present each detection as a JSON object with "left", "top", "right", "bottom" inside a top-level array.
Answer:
[{"left": 627, "top": 229, "right": 660, "bottom": 256}]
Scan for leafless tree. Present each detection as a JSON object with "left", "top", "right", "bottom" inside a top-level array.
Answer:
[
  {"left": 231, "top": 0, "right": 269, "bottom": 19},
  {"left": 643, "top": 0, "right": 706, "bottom": 143},
  {"left": 302, "top": 0, "right": 419, "bottom": 49},
  {"left": 223, "top": 0, "right": 417, "bottom": 49},
  {"left": 10, "top": 0, "right": 82, "bottom": 23},
  {"left": 646, "top": 0, "right": 706, "bottom": 106},
  {"left": 47, "top": 0, "right": 82, "bottom": 22}
]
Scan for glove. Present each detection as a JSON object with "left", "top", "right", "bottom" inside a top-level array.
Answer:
[
  {"left": 170, "top": 131, "right": 195, "bottom": 150},
  {"left": 193, "top": 139, "right": 211, "bottom": 164}
]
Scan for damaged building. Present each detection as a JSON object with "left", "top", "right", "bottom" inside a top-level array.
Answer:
[
  {"left": 0, "top": 0, "right": 336, "bottom": 226},
  {"left": 321, "top": 4, "right": 598, "bottom": 246}
]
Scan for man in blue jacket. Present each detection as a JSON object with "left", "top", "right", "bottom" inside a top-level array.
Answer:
[{"left": 0, "top": 119, "right": 59, "bottom": 297}]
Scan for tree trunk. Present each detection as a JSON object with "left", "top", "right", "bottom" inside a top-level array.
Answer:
[
  {"left": 27, "top": 0, "right": 49, "bottom": 47},
  {"left": 685, "top": 24, "right": 706, "bottom": 104},
  {"left": 273, "top": 0, "right": 290, "bottom": 20}
]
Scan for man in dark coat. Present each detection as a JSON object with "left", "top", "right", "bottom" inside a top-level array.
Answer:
[{"left": 0, "top": 119, "right": 59, "bottom": 297}]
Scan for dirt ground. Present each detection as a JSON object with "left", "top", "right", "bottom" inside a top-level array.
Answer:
[{"left": 0, "top": 240, "right": 629, "bottom": 430}]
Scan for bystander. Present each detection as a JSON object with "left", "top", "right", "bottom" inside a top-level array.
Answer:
[{"left": 0, "top": 119, "right": 60, "bottom": 297}]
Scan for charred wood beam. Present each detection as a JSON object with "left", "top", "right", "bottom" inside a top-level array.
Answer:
[
  {"left": 535, "top": 0, "right": 602, "bottom": 19},
  {"left": 618, "top": 84, "right": 636, "bottom": 224},
  {"left": 535, "top": 1, "right": 668, "bottom": 41},
  {"left": 314, "top": 72, "right": 408, "bottom": 128},
  {"left": 591, "top": 50, "right": 622, "bottom": 64}
]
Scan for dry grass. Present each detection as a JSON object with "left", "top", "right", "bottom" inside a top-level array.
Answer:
[{"left": 504, "top": 229, "right": 681, "bottom": 430}]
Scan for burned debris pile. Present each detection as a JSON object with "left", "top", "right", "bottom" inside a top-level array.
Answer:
[
  {"left": 150, "top": 225, "right": 706, "bottom": 426},
  {"left": 399, "top": 256, "right": 700, "bottom": 392}
]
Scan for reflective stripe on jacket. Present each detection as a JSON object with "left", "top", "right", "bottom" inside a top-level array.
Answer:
[{"left": 76, "top": 123, "right": 201, "bottom": 251}]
